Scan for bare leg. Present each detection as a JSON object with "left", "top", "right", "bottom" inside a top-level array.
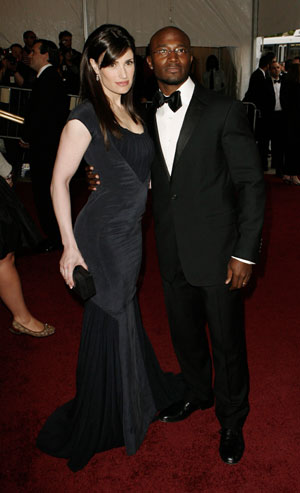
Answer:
[{"left": 0, "top": 252, "right": 45, "bottom": 332}]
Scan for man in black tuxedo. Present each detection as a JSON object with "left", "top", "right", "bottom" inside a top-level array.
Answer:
[
  {"left": 21, "top": 39, "right": 69, "bottom": 251},
  {"left": 265, "top": 61, "right": 285, "bottom": 176},
  {"left": 243, "top": 54, "right": 271, "bottom": 170},
  {"left": 146, "top": 26, "right": 265, "bottom": 465}
]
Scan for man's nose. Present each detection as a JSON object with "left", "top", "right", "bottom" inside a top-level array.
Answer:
[{"left": 167, "top": 49, "right": 179, "bottom": 61}]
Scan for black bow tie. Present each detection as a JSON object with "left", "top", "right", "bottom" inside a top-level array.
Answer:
[
  {"left": 153, "top": 90, "right": 182, "bottom": 112},
  {"left": 274, "top": 79, "right": 281, "bottom": 84}
]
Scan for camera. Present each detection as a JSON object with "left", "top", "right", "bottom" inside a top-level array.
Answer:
[{"left": 0, "top": 48, "right": 17, "bottom": 65}]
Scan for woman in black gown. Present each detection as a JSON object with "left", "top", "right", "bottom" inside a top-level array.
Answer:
[{"left": 37, "top": 24, "right": 181, "bottom": 472}]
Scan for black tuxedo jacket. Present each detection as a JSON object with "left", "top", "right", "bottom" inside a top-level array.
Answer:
[
  {"left": 149, "top": 84, "right": 265, "bottom": 286},
  {"left": 243, "top": 68, "right": 269, "bottom": 113},
  {"left": 23, "top": 65, "right": 69, "bottom": 163}
]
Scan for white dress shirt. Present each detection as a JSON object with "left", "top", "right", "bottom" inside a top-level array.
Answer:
[
  {"left": 37, "top": 63, "right": 52, "bottom": 78},
  {"left": 156, "top": 77, "right": 194, "bottom": 175},
  {"left": 272, "top": 78, "right": 282, "bottom": 111},
  {"left": 259, "top": 67, "right": 266, "bottom": 78},
  {"left": 155, "top": 77, "right": 253, "bottom": 265}
]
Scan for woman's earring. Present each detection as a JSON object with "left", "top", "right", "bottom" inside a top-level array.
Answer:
[{"left": 96, "top": 74, "right": 99, "bottom": 81}]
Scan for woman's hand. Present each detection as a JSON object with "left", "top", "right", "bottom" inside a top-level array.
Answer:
[{"left": 59, "top": 245, "right": 88, "bottom": 289}]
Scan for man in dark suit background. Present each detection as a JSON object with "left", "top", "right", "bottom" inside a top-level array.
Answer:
[
  {"left": 243, "top": 54, "right": 271, "bottom": 170},
  {"left": 265, "top": 61, "right": 285, "bottom": 176},
  {"left": 21, "top": 39, "right": 69, "bottom": 251},
  {"left": 146, "top": 26, "right": 265, "bottom": 465}
]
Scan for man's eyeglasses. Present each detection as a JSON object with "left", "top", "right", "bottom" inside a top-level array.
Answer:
[{"left": 152, "top": 48, "right": 189, "bottom": 57}]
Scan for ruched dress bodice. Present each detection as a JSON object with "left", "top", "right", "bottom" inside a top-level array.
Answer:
[{"left": 72, "top": 100, "right": 153, "bottom": 314}]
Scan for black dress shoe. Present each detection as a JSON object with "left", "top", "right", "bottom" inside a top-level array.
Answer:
[
  {"left": 158, "top": 398, "right": 214, "bottom": 423},
  {"left": 219, "top": 428, "right": 245, "bottom": 465}
]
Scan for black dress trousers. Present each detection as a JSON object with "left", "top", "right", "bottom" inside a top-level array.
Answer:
[{"left": 162, "top": 266, "right": 249, "bottom": 431}]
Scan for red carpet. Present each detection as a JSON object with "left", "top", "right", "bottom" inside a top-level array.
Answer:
[{"left": 0, "top": 175, "right": 299, "bottom": 492}]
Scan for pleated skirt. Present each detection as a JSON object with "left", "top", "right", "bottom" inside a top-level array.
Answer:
[{"left": 37, "top": 297, "right": 183, "bottom": 472}]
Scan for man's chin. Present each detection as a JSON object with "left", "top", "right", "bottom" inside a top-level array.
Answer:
[{"left": 158, "top": 76, "right": 187, "bottom": 86}]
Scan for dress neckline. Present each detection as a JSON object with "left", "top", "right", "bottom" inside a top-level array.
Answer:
[{"left": 119, "top": 126, "right": 145, "bottom": 136}]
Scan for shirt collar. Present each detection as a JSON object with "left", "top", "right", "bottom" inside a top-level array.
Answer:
[
  {"left": 259, "top": 67, "right": 266, "bottom": 78},
  {"left": 162, "top": 76, "right": 195, "bottom": 106},
  {"left": 37, "top": 63, "right": 52, "bottom": 78}
]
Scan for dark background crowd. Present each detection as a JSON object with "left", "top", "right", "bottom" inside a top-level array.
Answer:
[
  {"left": 0, "top": 30, "right": 81, "bottom": 94},
  {"left": 243, "top": 51, "right": 300, "bottom": 185}
]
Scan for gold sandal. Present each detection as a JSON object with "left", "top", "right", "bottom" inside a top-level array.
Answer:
[{"left": 10, "top": 320, "right": 55, "bottom": 338}]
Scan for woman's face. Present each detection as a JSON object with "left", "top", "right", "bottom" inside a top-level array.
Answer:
[{"left": 91, "top": 48, "right": 135, "bottom": 99}]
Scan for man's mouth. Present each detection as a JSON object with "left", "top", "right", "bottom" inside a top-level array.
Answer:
[{"left": 166, "top": 66, "right": 181, "bottom": 73}]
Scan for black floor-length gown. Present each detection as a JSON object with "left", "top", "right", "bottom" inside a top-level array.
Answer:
[{"left": 37, "top": 100, "right": 182, "bottom": 472}]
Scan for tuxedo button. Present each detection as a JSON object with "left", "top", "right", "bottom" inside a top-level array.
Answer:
[{"left": 171, "top": 194, "right": 177, "bottom": 200}]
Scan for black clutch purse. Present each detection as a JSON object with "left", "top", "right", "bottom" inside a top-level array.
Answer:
[{"left": 73, "top": 265, "right": 96, "bottom": 301}]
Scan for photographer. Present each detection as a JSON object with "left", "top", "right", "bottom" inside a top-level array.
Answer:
[
  {"left": 58, "top": 30, "right": 81, "bottom": 69},
  {"left": 0, "top": 44, "right": 33, "bottom": 88}
]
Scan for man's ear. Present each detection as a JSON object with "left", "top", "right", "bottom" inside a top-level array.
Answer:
[{"left": 146, "top": 56, "right": 153, "bottom": 70}]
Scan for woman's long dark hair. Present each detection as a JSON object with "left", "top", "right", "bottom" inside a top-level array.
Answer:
[{"left": 80, "top": 24, "right": 140, "bottom": 146}]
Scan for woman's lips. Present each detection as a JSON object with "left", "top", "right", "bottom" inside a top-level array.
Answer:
[{"left": 116, "top": 81, "right": 129, "bottom": 86}]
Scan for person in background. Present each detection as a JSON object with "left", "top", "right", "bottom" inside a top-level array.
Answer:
[
  {"left": 20, "top": 39, "right": 69, "bottom": 252},
  {"left": 280, "top": 63, "right": 300, "bottom": 185},
  {"left": 0, "top": 152, "right": 55, "bottom": 337},
  {"left": 0, "top": 44, "right": 33, "bottom": 177},
  {"left": 22, "top": 30, "right": 37, "bottom": 66},
  {"left": 202, "top": 54, "right": 226, "bottom": 93},
  {"left": 58, "top": 47, "right": 80, "bottom": 94},
  {"left": 283, "top": 58, "right": 293, "bottom": 75},
  {"left": 266, "top": 61, "right": 285, "bottom": 177},
  {"left": 243, "top": 54, "right": 271, "bottom": 170},
  {"left": 58, "top": 30, "right": 81, "bottom": 71},
  {"left": 0, "top": 43, "right": 33, "bottom": 88}
]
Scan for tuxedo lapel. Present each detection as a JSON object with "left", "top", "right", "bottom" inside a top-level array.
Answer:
[
  {"left": 148, "top": 106, "right": 171, "bottom": 181},
  {"left": 172, "top": 85, "right": 208, "bottom": 175}
]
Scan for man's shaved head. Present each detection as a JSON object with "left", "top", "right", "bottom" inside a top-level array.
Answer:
[
  {"left": 149, "top": 26, "right": 191, "bottom": 53},
  {"left": 147, "top": 26, "right": 192, "bottom": 94}
]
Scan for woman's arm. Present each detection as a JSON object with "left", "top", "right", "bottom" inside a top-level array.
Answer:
[{"left": 51, "top": 119, "right": 92, "bottom": 288}]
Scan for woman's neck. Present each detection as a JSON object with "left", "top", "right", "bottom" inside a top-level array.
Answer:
[{"left": 108, "top": 94, "right": 123, "bottom": 111}]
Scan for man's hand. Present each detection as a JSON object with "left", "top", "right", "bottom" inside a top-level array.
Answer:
[
  {"left": 85, "top": 165, "right": 100, "bottom": 191},
  {"left": 5, "top": 173, "right": 13, "bottom": 188},
  {"left": 225, "top": 258, "right": 252, "bottom": 290}
]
